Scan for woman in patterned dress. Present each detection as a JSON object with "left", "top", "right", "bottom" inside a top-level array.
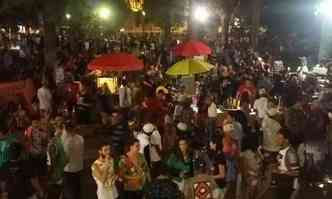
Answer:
[{"left": 118, "top": 138, "right": 150, "bottom": 199}]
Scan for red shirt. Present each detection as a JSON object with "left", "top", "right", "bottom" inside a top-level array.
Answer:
[
  {"left": 65, "top": 82, "right": 79, "bottom": 105},
  {"left": 236, "top": 84, "right": 256, "bottom": 99},
  {"left": 143, "top": 97, "right": 167, "bottom": 126}
]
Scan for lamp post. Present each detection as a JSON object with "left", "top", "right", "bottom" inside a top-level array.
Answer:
[
  {"left": 316, "top": 0, "right": 332, "bottom": 61},
  {"left": 65, "top": 13, "right": 71, "bottom": 20},
  {"left": 193, "top": 5, "right": 210, "bottom": 23},
  {"left": 94, "top": 5, "right": 111, "bottom": 53},
  {"left": 142, "top": 11, "right": 146, "bottom": 33},
  {"left": 97, "top": 6, "right": 111, "bottom": 20},
  {"left": 190, "top": 4, "right": 210, "bottom": 38}
]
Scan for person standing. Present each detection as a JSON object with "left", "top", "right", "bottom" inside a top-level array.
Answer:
[
  {"left": 207, "top": 96, "right": 218, "bottom": 143},
  {"left": 62, "top": 122, "right": 84, "bottom": 199},
  {"left": 208, "top": 138, "right": 227, "bottom": 196},
  {"left": 136, "top": 123, "right": 162, "bottom": 178},
  {"left": 109, "top": 112, "right": 130, "bottom": 157},
  {"left": 91, "top": 143, "right": 118, "bottom": 199},
  {"left": 261, "top": 108, "right": 281, "bottom": 155},
  {"left": 166, "top": 137, "right": 194, "bottom": 186},
  {"left": 14, "top": 103, "right": 30, "bottom": 131},
  {"left": 222, "top": 120, "right": 240, "bottom": 189},
  {"left": 119, "top": 138, "right": 150, "bottom": 199},
  {"left": 253, "top": 88, "right": 269, "bottom": 121},
  {"left": 327, "top": 112, "right": 332, "bottom": 159},
  {"left": 54, "top": 61, "right": 65, "bottom": 94},
  {"left": 274, "top": 128, "right": 300, "bottom": 199},
  {"left": 37, "top": 80, "right": 53, "bottom": 116},
  {"left": 47, "top": 117, "right": 67, "bottom": 199},
  {"left": 0, "top": 116, "right": 16, "bottom": 198},
  {"left": 119, "top": 80, "right": 132, "bottom": 109},
  {"left": 54, "top": 62, "right": 65, "bottom": 87},
  {"left": 24, "top": 120, "right": 49, "bottom": 188},
  {"left": 7, "top": 142, "right": 44, "bottom": 199}
]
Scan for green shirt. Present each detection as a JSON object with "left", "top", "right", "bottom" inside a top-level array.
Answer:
[
  {"left": 0, "top": 134, "right": 16, "bottom": 168},
  {"left": 119, "top": 154, "right": 150, "bottom": 191},
  {"left": 48, "top": 136, "right": 67, "bottom": 184}
]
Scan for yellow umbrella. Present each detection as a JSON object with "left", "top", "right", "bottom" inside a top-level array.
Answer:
[{"left": 166, "top": 59, "right": 214, "bottom": 76}]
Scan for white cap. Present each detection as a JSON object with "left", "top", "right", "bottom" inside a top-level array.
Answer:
[
  {"left": 143, "top": 123, "right": 155, "bottom": 134},
  {"left": 328, "top": 112, "right": 332, "bottom": 120},
  {"left": 156, "top": 86, "right": 169, "bottom": 94},
  {"left": 177, "top": 122, "right": 188, "bottom": 132},
  {"left": 259, "top": 88, "right": 266, "bottom": 95}
]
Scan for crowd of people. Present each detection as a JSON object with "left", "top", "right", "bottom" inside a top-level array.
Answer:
[{"left": 0, "top": 31, "right": 331, "bottom": 199}]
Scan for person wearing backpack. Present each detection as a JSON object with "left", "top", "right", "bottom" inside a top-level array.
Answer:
[{"left": 47, "top": 117, "right": 68, "bottom": 199}]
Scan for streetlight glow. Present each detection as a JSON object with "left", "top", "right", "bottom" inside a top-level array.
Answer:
[
  {"left": 65, "top": 13, "right": 71, "bottom": 20},
  {"left": 193, "top": 5, "right": 210, "bottom": 23},
  {"left": 142, "top": 11, "right": 146, "bottom": 16},
  {"left": 316, "top": 0, "right": 332, "bottom": 18},
  {"left": 97, "top": 6, "right": 111, "bottom": 20}
]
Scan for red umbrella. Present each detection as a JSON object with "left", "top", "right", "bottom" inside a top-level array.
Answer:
[
  {"left": 88, "top": 52, "right": 144, "bottom": 72},
  {"left": 173, "top": 40, "right": 212, "bottom": 57}
]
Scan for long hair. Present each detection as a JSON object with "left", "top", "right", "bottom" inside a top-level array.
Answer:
[
  {"left": 174, "top": 137, "right": 191, "bottom": 161},
  {"left": 124, "top": 138, "right": 139, "bottom": 155}
]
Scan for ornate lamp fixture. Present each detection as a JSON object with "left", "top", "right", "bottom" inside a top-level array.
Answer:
[{"left": 127, "top": 0, "right": 144, "bottom": 12}]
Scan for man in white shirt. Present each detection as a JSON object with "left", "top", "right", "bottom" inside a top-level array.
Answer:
[
  {"left": 54, "top": 64, "right": 65, "bottom": 86},
  {"left": 118, "top": 81, "right": 132, "bottom": 109},
  {"left": 37, "top": 80, "right": 53, "bottom": 115},
  {"left": 254, "top": 88, "right": 269, "bottom": 120},
  {"left": 61, "top": 122, "right": 84, "bottom": 199},
  {"left": 136, "top": 123, "right": 162, "bottom": 178},
  {"left": 207, "top": 96, "right": 218, "bottom": 143}
]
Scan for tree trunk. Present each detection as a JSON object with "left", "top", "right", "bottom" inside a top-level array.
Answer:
[
  {"left": 187, "top": 0, "right": 193, "bottom": 39},
  {"left": 69, "top": 23, "right": 81, "bottom": 54},
  {"left": 43, "top": 16, "right": 57, "bottom": 69},
  {"left": 41, "top": 0, "right": 65, "bottom": 75},
  {"left": 223, "top": 12, "right": 231, "bottom": 45},
  {"left": 159, "top": 17, "right": 171, "bottom": 47},
  {"left": 250, "top": 0, "right": 263, "bottom": 50}
]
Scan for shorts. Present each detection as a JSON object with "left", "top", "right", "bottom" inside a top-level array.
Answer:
[
  {"left": 31, "top": 154, "right": 48, "bottom": 177},
  {"left": 0, "top": 164, "right": 9, "bottom": 181}
]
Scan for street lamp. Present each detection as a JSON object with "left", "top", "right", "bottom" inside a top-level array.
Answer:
[
  {"left": 316, "top": 0, "right": 332, "bottom": 18},
  {"left": 65, "top": 13, "right": 71, "bottom": 20},
  {"left": 315, "top": 0, "right": 332, "bottom": 61},
  {"left": 97, "top": 6, "right": 111, "bottom": 20},
  {"left": 193, "top": 5, "right": 210, "bottom": 23}
]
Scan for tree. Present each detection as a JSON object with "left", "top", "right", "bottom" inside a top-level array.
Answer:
[
  {"left": 250, "top": 0, "right": 263, "bottom": 49},
  {"left": 144, "top": 0, "right": 187, "bottom": 42},
  {"left": 1, "top": 0, "right": 66, "bottom": 68}
]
